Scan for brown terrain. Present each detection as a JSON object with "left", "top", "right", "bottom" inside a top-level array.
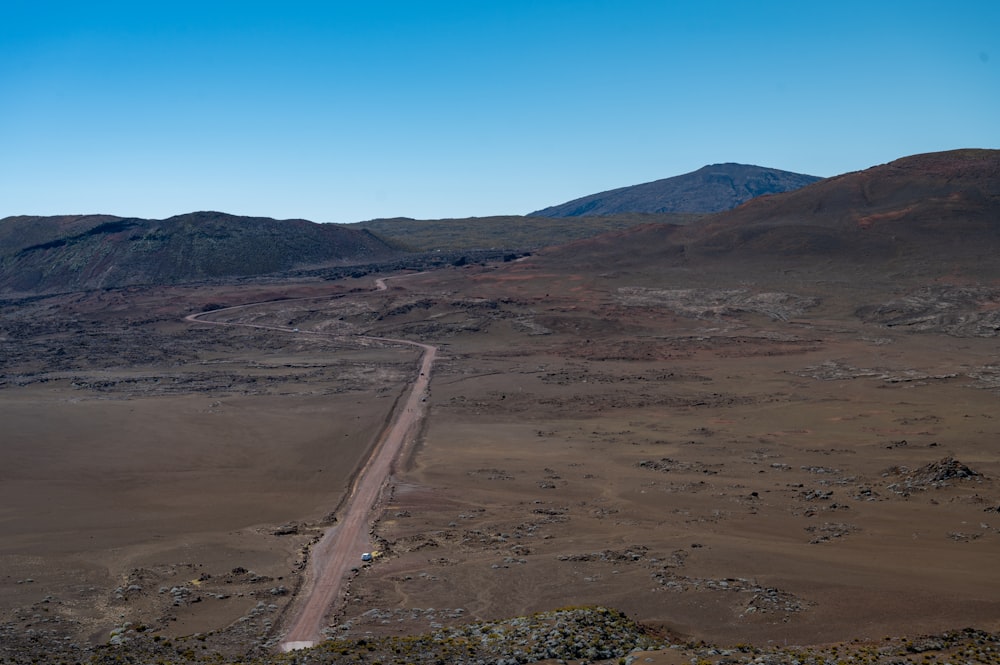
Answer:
[{"left": 1, "top": 149, "right": 999, "bottom": 663}]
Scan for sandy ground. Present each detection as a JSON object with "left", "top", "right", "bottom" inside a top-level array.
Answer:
[
  {"left": 338, "top": 265, "right": 1000, "bottom": 646},
  {"left": 0, "top": 281, "right": 418, "bottom": 647},
  {"left": 1, "top": 266, "right": 999, "bottom": 654},
  {"left": 280, "top": 334, "right": 435, "bottom": 649}
]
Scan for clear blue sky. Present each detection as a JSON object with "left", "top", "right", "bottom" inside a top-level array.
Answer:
[{"left": 2, "top": 1, "right": 997, "bottom": 223}]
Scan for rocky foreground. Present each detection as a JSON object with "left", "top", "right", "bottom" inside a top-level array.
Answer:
[{"left": 2, "top": 606, "right": 999, "bottom": 665}]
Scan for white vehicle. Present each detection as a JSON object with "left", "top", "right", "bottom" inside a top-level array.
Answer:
[{"left": 361, "top": 552, "right": 373, "bottom": 562}]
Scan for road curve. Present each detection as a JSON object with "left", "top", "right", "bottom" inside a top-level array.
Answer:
[{"left": 184, "top": 286, "right": 437, "bottom": 651}]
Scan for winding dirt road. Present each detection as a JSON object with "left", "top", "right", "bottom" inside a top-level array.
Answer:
[
  {"left": 184, "top": 281, "right": 437, "bottom": 651},
  {"left": 279, "top": 335, "right": 434, "bottom": 650}
]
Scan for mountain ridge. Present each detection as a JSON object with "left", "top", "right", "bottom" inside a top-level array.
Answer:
[{"left": 5, "top": 149, "right": 997, "bottom": 295}]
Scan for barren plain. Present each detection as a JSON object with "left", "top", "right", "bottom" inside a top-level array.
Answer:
[{"left": 2, "top": 244, "right": 999, "bottom": 664}]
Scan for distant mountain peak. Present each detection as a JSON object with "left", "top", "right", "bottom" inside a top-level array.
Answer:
[
  {"left": 536, "top": 148, "right": 1000, "bottom": 274},
  {"left": 529, "top": 163, "right": 822, "bottom": 217}
]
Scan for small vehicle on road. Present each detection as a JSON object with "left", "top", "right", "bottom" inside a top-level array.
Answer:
[{"left": 361, "top": 552, "right": 373, "bottom": 562}]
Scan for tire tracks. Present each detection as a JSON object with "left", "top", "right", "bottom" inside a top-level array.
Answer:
[{"left": 184, "top": 281, "right": 436, "bottom": 651}]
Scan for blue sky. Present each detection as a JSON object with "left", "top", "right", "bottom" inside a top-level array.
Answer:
[{"left": 2, "top": 1, "right": 997, "bottom": 223}]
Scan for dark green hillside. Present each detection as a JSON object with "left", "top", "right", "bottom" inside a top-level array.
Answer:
[
  {"left": 0, "top": 211, "right": 398, "bottom": 294},
  {"left": 355, "top": 212, "right": 703, "bottom": 252}
]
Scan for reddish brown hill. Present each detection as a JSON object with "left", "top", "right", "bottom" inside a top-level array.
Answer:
[
  {"left": 690, "top": 149, "right": 1000, "bottom": 255},
  {"left": 537, "top": 149, "right": 1000, "bottom": 278}
]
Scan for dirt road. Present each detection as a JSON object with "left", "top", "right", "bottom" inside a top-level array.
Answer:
[
  {"left": 279, "top": 335, "right": 435, "bottom": 650},
  {"left": 184, "top": 286, "right": 437, "bottom": 651}
]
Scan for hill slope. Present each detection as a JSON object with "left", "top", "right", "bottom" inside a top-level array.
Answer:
[
  {"left": 529, "top": 163, "right": 822, "bottom": 217},
  {"left": 685, "top": 148, "right": 1000, "bottom": 261},
  {"left": 0, "top": 211, "right": 399, "bottom": 294},
  {"left": 538, "top": 149, "right": 1000, "bottom": 279}
]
